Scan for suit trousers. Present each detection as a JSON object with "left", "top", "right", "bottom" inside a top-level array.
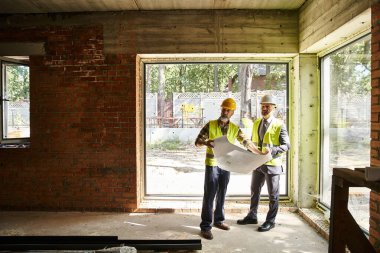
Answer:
[
  {"left": 246, "top": 165, "right": 280, "bottom": 223},
  {"left": 200, "top": 165, "right": 230, "bottom": 231}
]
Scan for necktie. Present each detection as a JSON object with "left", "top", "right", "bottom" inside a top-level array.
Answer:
[{"left": 260, "top": 119, "right": 268, "bottom": 141}]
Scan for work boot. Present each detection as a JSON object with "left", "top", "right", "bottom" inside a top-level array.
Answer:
[
  {"left": 258, "top": 221, "right": 275, "bottom": 232},
  {"left": 214, "top": 223, "right": 230, "bottom": 230},
  {"left": 237, "top": 217, "right": 258, "bottom": 225},
  {"left": 200, "top": 230, "right": 213, "bottom": 240}
]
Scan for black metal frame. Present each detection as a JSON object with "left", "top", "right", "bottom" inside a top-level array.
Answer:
[{"left": 0, "top": 236, "right": 202, "bottom": 251}]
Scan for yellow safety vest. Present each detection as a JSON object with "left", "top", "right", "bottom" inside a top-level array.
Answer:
[
  {"left": 252, "top": 118, "right": 283, "bottom": 166},
  {"left": 205, "top": 120, "right": 239, "bottom": 166}
]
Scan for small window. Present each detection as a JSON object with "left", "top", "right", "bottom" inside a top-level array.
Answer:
[{"left": 1, "top": 57, "right": 30, "bottom": 147}]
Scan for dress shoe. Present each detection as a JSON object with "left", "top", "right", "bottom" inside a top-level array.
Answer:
[
  {"left": 237, "top": 217, "right": 258, "bottom": 225},
  {"left": 214, "top": 223, "right": 230, "bottom": 230},
  {"left": 200, "top": 230, "right": 213, "bottom": 240},
  {"left": 258, "top": 221, "right": 275, "bottom": 232}
]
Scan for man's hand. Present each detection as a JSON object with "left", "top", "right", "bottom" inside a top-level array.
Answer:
[
  {"left": 247, "top": 143, "right": 261, "bottom": 154},
  {"left": 261, "top": 148, "right": 270, "bottom": 155},
  {"left": 247, "top": 143, "right": 270, "bottom": 155},
  {"left": 205, "top": 140, "right": 214, "bottom": 148}
]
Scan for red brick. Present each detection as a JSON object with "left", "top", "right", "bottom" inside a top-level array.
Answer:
[
  {"left": 372, "top": 95, "right": 380, "bottom": 105},
  {"left": 373, "top": 123, "right": 380, "bottom": 131},
  {"left": 374, "top": 69, "right": 380, "bottom": 80},
  {"left": 372, "top": 158, "right": 380, "bottom": 167},
  {"left": 373, "top": 131, "right": 380, "bottom": 140},
  {"left": 374, "top": 113, "right": 380, "bottom": 124},
  {"left": 370, "top": 227, "right": 380, "bottom": 241},
  {"left": 372, "top": 148, "right": 379, "bottom": 158},
  {"left": 0, "top": 25, "right": 137, "bottom": 212}
]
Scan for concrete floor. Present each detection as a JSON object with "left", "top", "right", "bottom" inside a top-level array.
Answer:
[{"left": 0, "top": 210, "right": 328, "bottom": 252}]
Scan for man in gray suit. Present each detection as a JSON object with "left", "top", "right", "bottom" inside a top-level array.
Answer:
[{"left": 237, "top": 94, "right": 290, "bottom": 232}]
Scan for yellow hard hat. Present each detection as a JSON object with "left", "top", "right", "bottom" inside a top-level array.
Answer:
[{"left": 221, "top": 98, "right": 236, "bottom": 110}]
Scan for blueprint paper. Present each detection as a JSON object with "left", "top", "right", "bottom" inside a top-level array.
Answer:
[{"left": 213, "top": 136, "right": 272, "bottom": 174}]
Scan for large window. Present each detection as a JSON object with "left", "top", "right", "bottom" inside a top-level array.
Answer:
[
  {"left": 1, "top": 58, "right": 30, "bottom": 146},
  {"left": 321, "top": 35, "right": 371, "bottom": 230},
  {"left": 144, "top": 61, "right": 289, "bottom": 197}
]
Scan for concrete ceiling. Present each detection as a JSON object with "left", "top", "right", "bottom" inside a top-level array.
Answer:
[{"left": 0, "top": 0, "right": 306, "bottom": 14}]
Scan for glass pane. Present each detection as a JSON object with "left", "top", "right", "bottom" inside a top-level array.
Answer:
[
  {"left": 2, "top": 63, "right": 30, "bottom": 139},
  {"left": 321, "top": 35, "right": 371, "bottom": 230},
  {"left": 145, "top": 62, "right": 288, "bottom": 196}
]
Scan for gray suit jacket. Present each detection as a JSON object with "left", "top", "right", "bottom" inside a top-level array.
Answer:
[{"left": 257, "top": 118, "right": 290, "bottom": 174}]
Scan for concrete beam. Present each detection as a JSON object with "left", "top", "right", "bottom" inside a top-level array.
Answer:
[
  {"left": 292, "top": 54, "right": 320, "bottom": 208},
  {"left": 0, "top": 42, "right": 45, "bottom": 56}
]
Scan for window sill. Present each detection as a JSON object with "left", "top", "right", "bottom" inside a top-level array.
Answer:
[{"left": 0, "top": 142, "right": 30, "bottom": 148}]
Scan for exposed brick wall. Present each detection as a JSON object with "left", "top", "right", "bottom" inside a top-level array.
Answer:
[
  {"left": 371, "top": 1, "right": 380, "bottom": 249},
  {"left": 0, "top": 25, "right": 138, "bottom": 211},
  {"left": 0, "top": 10, "right": 300, "bottom": 212}
]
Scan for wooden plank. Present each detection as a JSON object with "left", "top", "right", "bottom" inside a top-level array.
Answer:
[
  {"left": 0, "top": 42, "right": 45, "bottom": 55},
  {"left": 214, "top": 0, "right": 305, "bottom": 9},
  {"left": 329, "top": 168, "right": 380, "bottom": 252},
  {"left": 126, "top": 11, "right": 214, "bottom": 25},
  {"left": 225, "top": 11, "right": 297, "bottom": 27},
  {"left": 328, "top": 175, "right": 349, "bottom": 253},
  {"left": 0, "top": 0, "right": 140, "bottom": 13},
  {"left": 222, "top": 26, "right": 297, "bottom": 34},
  {"left": 136, "top": 0, "right": 214, "bottom": 10},
  {"left": 221, "top": 37, "right": 298, "bottom": 45},
  {"left": 345, "top": 209, "right": 376, "bottom": 253},
  {"left": 221, "top": 44, "right": 298, "bottom": 54},
  {"left": 0, "top": 0, "right": 306, "bottom": 13},
  {"left": 333, "top": 168, "right": 380, "bottom": 192},
  {"left": 0, "top": 9, "right": 298, "bottom": 54},
  {"left": 304, "top": 1, "right": 367, "bottom": 40},
  {"left": 0, "top": 0, "right": 44, "bottom": 13},
  {"left": 299, "top": 0, "right": 370, "bottom": 51},
  {"left": 106, "top": 10, "right": 298, "bottom": 54}
]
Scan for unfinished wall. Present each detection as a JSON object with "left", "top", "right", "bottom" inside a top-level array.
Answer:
[
  {"left": 292, "top": 54, "right": 319, "bottom": 208},
  {"left": 0, "top": 25, "right": 138, "bottom": 211},
  {"left": 0, "top": 10, "right": 298, "bottom": 211},
  {"left": 299, "top": 0, "right": 371, "bottom": 53},
  {"left": 370, "top": 1, "right": 380, "bottom": 248}
]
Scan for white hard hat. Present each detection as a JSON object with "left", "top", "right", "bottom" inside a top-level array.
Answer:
[{"left": 260, "top": 95, "right": 277, "bottom": 106}]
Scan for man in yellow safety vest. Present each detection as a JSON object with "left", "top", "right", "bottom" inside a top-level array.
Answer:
[
  {"left": 195, "top": 98, "right": 263, "bottom": 240},
  {"left": 236, "top": 94, "right": 290, "bottom": 232}
]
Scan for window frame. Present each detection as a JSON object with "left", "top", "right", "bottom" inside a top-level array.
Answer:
[
  {"left": 141, "top": 56, "right": 292, "bottom": 199},
  {"left": 318, "top": 33, "right": 371, "bottom": 232},
  {"left": 0, "top": 57, "right": 30, "bottom": 145}
]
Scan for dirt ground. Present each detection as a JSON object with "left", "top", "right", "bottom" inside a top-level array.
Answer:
[{"left": 146, "top": 144, "right": 369, "bottom": 230}]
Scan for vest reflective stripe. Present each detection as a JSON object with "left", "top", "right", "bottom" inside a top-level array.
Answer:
[
  {"left": 205, "top": 120, "right": 239, "bottom": 166},
  {"left": 252, "top": 118, "right": 283, "bottom": 166}
]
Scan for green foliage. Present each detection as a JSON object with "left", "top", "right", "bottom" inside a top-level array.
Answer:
[
  {"left": 218, "top": 64, "right": 239, "bottom": 92},
  {"left": 146, "top": 63, "right": 288, "bottom": 99},
  {"left": 263, "top": 64, "right": 287, "bottom": 90},
  {"left": 147, "top": 63, "right": 239, "bottom": 98},
  {"left": 329, "top": 37, "right": 371, "bottom": 95},
  {"left": 5, "top": 64, "right": 30, "bottom": 101}
]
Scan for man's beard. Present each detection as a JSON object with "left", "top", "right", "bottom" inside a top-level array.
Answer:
[
  {"left": 220, "top": 116, "right": 229, "bottom": 123},
  {"left": 261, "top": 110, "right": 269, "bottom": 117}
]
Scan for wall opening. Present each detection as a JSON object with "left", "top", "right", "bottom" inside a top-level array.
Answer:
[{"left": 139, "top": 55, "right": 293, "bottom": 200}]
